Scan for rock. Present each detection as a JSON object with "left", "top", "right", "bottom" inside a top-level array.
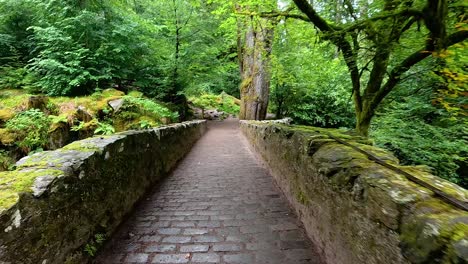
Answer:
[
  {"left": 108, "top": 99, "right": 125, "bottom": 113},
  {"left": 190, "top": 106, "right": 204, "bottom": 119},
  {"left": 48, "top": 122, "right": 71, "bottom": 150},
  {"left": 453, "top": 239, "right": 468, "bottom": 262},
  {"left": 27, "top": 96, "right": 48, "bottom": 111},
  {"left": 31, "top": 175, "right": 56, "bottom": 197},
  {"left": 75, "top": 106, "right": 93, "bottom": 122},
  {"left": 204, "top": 109, "right": 225, "bottom": 120},
  {"left": 102, "top": 88, "right": 125, "bottom": 97},
  {"left": 266, "top": 113, "right": 276, "bottom": 120}
]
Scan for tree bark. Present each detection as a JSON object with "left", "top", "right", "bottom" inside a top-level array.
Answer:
[
  {"left": 172, "top": 0, "right": 181, "bottom": 94},
  {"left": 239, "top": 18, "right": 275, "bottom": 120}
]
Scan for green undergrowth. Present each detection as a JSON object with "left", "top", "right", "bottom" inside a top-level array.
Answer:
[
  {"left": 0, "top": 88, "right": 177, "bottom": 171},
  {"left": 114, "top": 95, "right": 178, "bottom": 130},
  {"left": 0, "top": 88, "right": 179, "bottom": 210},
  {"left": 189, "top": 92, "right": 240, "bottom": 115},
  {"left": 372, "top": 114, "right": 468, "bottom": 188}
]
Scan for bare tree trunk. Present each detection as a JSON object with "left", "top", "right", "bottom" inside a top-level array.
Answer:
[{"left": 239, "top": 18, "right": 274, "bottom": 120}]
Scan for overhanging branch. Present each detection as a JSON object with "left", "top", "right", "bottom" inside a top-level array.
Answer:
[
  {"left": 235, "top": 11, "right": 310, "bottom": 22},
  {"left": 373, "top": 30, "right": 468, "bottom": 110}
]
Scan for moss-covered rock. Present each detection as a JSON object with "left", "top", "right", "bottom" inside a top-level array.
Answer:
[
  {"left": 47, "top": 122, "right": 71, "bottom": 150},
  {"left": 0, "top": 128, "right": 17, "bottom": 146},
  {"left": 26, "top": 96, "right": 48, "bottom": 111}
]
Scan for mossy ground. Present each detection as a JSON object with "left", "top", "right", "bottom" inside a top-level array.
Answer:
[{"left": 0, "top": 88, "right": 177, "bottom": 209}]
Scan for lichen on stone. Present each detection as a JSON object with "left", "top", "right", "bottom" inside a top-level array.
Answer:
[{"left": 0, "top": 168, "right": 64, "bottom": 212}]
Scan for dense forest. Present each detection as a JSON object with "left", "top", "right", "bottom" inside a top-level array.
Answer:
[{"left": 0, "top": 0, "right": 466, "bottom": 187}]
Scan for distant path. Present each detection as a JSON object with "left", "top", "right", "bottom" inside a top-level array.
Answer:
[{"left": 95, "top": 118, "right": 323, "bottom": 264}]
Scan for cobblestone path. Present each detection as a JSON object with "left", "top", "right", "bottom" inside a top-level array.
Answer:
[{"left": 96, "top": 119, "right": 323, "bottom": 264}]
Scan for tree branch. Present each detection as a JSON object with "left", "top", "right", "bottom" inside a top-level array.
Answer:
[
  {"left": 372, "top": 30, "right": 468, "bottom": 111},
  {"left": 337, "top": 9, "right": 422, "bottom": 33},
  {"left": 293, "top": 0, "right": 336, "bottom": 32},
  {"left": 235, "top": 11, "right": 310, "bottom": 22}
]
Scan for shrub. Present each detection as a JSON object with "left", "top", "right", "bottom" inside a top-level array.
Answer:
[
  {"left": 288, "top": 91, "right": 355, "bottom": 128},
  {"left": 6, "top": 109, "right": 51, "bottom": 151},
  {"left": 371, "top": 92, "right": 468, "bottom": 187},
  {"left": 190, "top": 93, "right": 240, "bottom": 115},
  {"left": 121, "top": 96, "right": 179, "bottom": 121},
  {"left": 94, "top": 122, "right": 115, "bottom": 135}
]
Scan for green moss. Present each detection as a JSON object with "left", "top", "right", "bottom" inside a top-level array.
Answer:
[
  {"left": 189, "top": 93, "right": 240, "bottom": 115},
  {"left": 0, "top": 128, "right": 17, "bottom": 145},
  {"left": 0, "top": 169, "right": 63, "bottom": 211},
  {"left": 444, "top": 223, "right": 468, "bottom": 241},
  {"left": 50, "top": 91, "right": 121, "bottom": 117},
  {"left": 127, "top": 90, "right": 143, "bottom": 98},
  {"left": 0, "top": 108, "right": 15, "bottom": 121},
  {"left": 440, "top": 223, "right": 468, "bottom": 263},
  {"left": 400, "top": 197, "right": 468, "bottom": 262},
  {"left": 0, "top": 150, "right": 14, "bottom": 171},
  {"left": 296, "top": 189, "right": 310, "bottom": 205},
  {"left": 62, "top": 141, "right": 101, "bottom": 152},
  {"left": 0, "top": 89, "right": 30, "bottom": 109},
  {"left": 240, "top": 77, "right": 252, "bottom": 92},
  {"left": 402, "top": 167, "right": 468, "bottom": 201},
  {"left": 100, "top": 88, "right": 125, "bottom": 98}
]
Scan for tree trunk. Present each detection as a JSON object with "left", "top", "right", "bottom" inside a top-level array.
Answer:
[
  {"left": 171, "top": 0, "right": 181, "bottom": 94},
  {"left": 239, "top": 19, "right": 274, "bottom": 120},
  {"left": 355, "top": 108, "right": 373, "bottom": 137}
]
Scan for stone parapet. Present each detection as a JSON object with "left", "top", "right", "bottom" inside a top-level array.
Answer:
[
  {"left": 240, "top": 120, "right": 468, "bottom": 264},
  {"left": 0, "top": 120, "right": 207, "bottom": 264}
]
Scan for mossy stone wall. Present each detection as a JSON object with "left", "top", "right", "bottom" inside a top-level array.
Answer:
[
  {"left": 240, "top": 120, "right": 468, "bottom": 264},
  {"left": 0, "top": 120, "right": 206, "bottom": 264}
]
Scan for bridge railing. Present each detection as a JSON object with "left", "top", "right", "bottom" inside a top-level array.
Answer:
[
  {"left": 0, "top": 120, "right": 207, "bottom": 264},
  {"left": 241, "top": 119, "right": 468, "bottom": 264}
]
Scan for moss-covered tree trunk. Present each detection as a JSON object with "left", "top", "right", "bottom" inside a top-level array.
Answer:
[
  {"left": 355, "top": 108, "right": 373, "bottom": 137},
  {"left": 238, "top": 18, "right": 274, "bottom": 120}
]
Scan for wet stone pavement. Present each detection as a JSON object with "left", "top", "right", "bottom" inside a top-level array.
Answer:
[{"left": 95, "top": 119, "right": 323, "bottom": 264}]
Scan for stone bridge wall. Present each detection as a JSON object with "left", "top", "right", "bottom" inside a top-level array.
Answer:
[
  {"left": 241, "top": 120, "right": 468, "bottom": 264},
  {"left": 0, "top": 120, "right": 207, "bottom": 264}
]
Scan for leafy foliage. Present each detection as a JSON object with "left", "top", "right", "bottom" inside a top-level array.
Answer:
[
  {"left": 6, "top": 109, "right": 50, "bottom": 151},
  {"left": 122, "top": 96, "right": 179, "bottom": 121},
  {"left": 372, "top": 74, "right": 468, "bottom": 188},
  {"left": 431, "top": 43, "right": 468, "bottom": 120},
  {"left": 269, "top": 21, "right": 354, "bottom": 128},
  {"left": 94, "top": 122, "right": 115, "bottom": 135},
  {"left": 190, "top": 93, "right": 240, "bottom": 115},
  {"left": 138, "top": 119, "right": 155, "bottom": 130},
  {"left": 288, "top": 91, "right": 355, "bottom": 128}
]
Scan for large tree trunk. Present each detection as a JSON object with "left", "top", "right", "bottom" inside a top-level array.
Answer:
[
  {"left": 355, "top": 107, "right": 373, "bottom": 137},
  {"left": 239, "top": 19, "right": 274, "bottom": 120}
]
